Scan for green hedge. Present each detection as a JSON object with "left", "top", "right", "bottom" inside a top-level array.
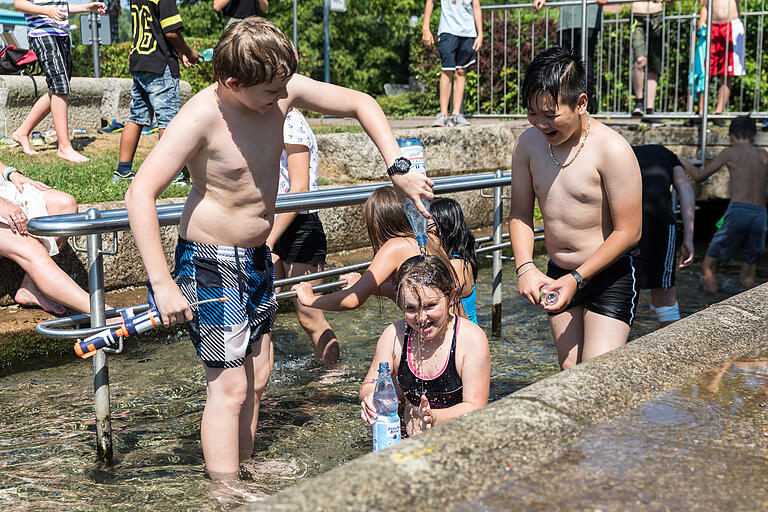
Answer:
[{"left": 72, "top": 37, "right": 219, "bottom": 94}]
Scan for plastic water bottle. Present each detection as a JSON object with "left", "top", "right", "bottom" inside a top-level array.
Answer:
[
  {"left": 397, "top": 138, "right": 430, "bottom": 256},
  {"left": 540, "top": 286, "right": 559, "bottom": 306},
  {"left": 372, "top": 362, "right": 401, "bottom": 452},
  {"left": 200, "top": 48, "right": 214, "bottom": 62}
]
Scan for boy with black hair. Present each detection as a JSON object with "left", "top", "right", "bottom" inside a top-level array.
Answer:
[
  {"left": 684, "top": 115, "right": 768, "bottom": 292},
  {"left": 112, "top": 0, "right": 201, "bottom": 184},
  {"left": 125, "top": 17, "right": 432, "bottom": 479},
  {"left": 509, "top": 46, "right": 642, "bottom": 370}
]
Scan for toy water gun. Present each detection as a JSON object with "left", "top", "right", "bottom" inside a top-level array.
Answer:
[{"left": 74, "top": 296, "right": 229, "bottom": 359}]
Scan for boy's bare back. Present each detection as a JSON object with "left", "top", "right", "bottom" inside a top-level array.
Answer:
[
  {"left": 515, "top": 119, "right": 641, "bottom": 270},
  {"left": 718, "top": 144, "right": 768, "bottom": 206}
]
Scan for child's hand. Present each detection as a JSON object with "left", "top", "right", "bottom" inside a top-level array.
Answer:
[
  {"left": 516, "top": 266, "right": 552, "bottom": 305},
  {"left": 422, "top": 28, "right": 434, "bottom": 46},
  {"left": 532, "top": 0, "right": 546, "bottom": 10},
  {"left": 152, "top": 279, "right": 192, "bottom": 327},
  {"left": 419, "top": 395, "right": 432, "bottom": 430},
  {"left": 390, "top": 172, "right": 434, "bottom": 218},
  {"left": 46, "top": 6, "right": 67, "bottom": 21},
  {"left": 472, "top": 34, "right": 483, "bottom": 52},
  {"left": 340, "top": 272, "right": 361, "bottom": 289},
  {"left": 360, "top": 393, "right": 377, "bottom": 426},
  {"left": 678, "top": 238, "right": 694, "bottom": 268},
  {"left": 292, "top": 281, "right": 316, "bottom": 306},
  {"left": 540, "top": 274, "right": 578, "bottom": 313},
  {"left": 87, "top": 2, "right": 106, "bottom": 14},
  {"left": 182, "top": 50, "right": 202, "bottom": 68}
]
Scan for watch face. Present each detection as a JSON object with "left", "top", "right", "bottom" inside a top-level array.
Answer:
[{"left": 394, "top": 158, "right": 410, "bottom": 173}]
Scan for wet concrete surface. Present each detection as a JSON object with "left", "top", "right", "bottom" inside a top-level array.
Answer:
[{"left": 458, "top": 352, "right": 768, "bottom": 512}]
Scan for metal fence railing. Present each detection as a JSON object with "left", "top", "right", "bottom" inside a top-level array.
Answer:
[
  {"left": 473, "top": 0, "right": 768, "bottom": 120},
  {"left": 26, "top": 171, "right": 525, "bottom": 461}
]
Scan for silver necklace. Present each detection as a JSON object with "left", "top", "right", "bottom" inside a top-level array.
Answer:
[{"left": 548, "top": 114, "right": 591, "bottom": 168}]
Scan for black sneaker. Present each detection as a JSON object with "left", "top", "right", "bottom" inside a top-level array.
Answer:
[
  {"left": 112, "top": 168, "right": 135, "bottom": 183},
  {"left": 642, "top": 109, "right": 662, "bottom": 124},
  {"left": 631, "top": 100, "right": 645, "bottom": 117},
  {"left": 712, "top": 118, "right": 726, "bottom": 127},
  {"left": 684, "top": 118, "right": 701, "bottom": 127}
]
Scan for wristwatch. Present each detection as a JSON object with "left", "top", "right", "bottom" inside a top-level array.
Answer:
[
  {"left": 386, "top": 157, "right": 411, "bottom": 177},
  {"left": 570, "top": 270, "right": 586, "bottom": 290}
]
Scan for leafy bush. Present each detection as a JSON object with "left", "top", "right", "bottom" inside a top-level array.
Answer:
[{"left": 376, "top": 90, "right": 438, "bottom": 117}]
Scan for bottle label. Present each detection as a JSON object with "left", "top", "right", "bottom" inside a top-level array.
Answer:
[
  {"left": 397, "top": 139, "right": 426, "bottom": 176},
  {"left": 373, "top": 416, "right": 401, "bottom": 452}
]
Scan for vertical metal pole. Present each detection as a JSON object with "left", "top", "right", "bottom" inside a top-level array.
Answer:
[
  {"left": 323, "top": 0, "right": 330, "bottom": 83},
  {"left": 491, "top": 170, "right": 503, "bottom": 337},
  {"left": 90, "top": 12, "right": 101, "bottom": 78},
  {"left": 701, "top": 0, "right": 713, "bottom": 167},
  {"left": 580, "top": 0, "right": 588, "bottom": 65},
  {"left": 293, "top": 0, "right": 298, "bottom": 51},
  {"left": 86, "top": 208, "right": 112, "bottom": 461}
]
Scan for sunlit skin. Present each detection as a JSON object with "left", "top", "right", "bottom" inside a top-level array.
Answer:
[
  {"left": 358, "top": 285, "right": 490, "bottom": 437},
  {"left": 510, "top": 89, "right": 642, "bottom": 370}
]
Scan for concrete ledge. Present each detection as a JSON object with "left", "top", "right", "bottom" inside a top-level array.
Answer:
[
  {"left": 241, "top": 284, "right": 768, "bottom": 511},
  {"left": 0, "top": 75, "right": 192, "bottom": 133}
]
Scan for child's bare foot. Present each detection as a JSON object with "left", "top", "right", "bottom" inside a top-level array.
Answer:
[
  {"left": 15, "top": 277, "right": 67, "bottom": 315},
  {"left": 57, "top": 147, "right": 89, "bottom": 163},
  {"left": 11, "top": 131, "right": 37, "bottom": 155}
]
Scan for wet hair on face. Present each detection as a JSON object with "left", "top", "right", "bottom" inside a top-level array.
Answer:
[
  {"left": 522, "top": 45, "right": 586, "bottom": 112},
  {"left": 213, "top": 17, "right": 298, "bottom": 87},
  {"left": 729, "top": 115, "right": 756, "bottom": 139},
  {"left": 395, "top": 255, "right": 456, "bottom": 312}
]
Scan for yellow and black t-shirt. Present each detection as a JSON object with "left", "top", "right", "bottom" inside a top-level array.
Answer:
[{"left": 129, "top": 0, "right": 184, "bottom": 78}]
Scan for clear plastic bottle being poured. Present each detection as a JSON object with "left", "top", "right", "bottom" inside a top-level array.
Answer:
[{"left": 398, "top": 138, "right": 430, "bottom": 257}]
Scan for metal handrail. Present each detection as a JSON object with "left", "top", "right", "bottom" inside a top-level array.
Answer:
[{"left": 27, "top": 172, "right": 511, "bottom": 238}]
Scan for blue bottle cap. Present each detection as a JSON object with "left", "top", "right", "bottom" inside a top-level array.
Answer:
[
  {"left": 378, "top": 362, "right": 390, "bottom": 373},
  {"left": 397, "top": 138, "right": 422, "bottom": 148}
]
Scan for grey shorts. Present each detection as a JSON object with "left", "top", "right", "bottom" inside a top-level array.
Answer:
[
  {"left": 632, "top": 12, "right": 663, "bottom": 74},
  {"left": 706, "top": 202, "right": 767, "bottom": 264}
]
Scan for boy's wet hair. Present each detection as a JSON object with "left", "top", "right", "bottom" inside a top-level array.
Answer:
[
  {"left": 522, "top": 46, "right": 586, "bottom": 111},
  {"left": 395, "top": 255, "right": 457, "bottom": 311},
  {"left": 729, "top": 115, "right": 756, "bottom": 139},
  {"left": 213, "top": 17, "right": 298, "bottom": 87}
]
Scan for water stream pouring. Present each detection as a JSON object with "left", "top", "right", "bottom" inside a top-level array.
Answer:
[
  {"left": 398, "top": 138, "right": 430, "bottom": 257},
  {"left": 74, "top": 297, "right": 229, "bottom": 359}
]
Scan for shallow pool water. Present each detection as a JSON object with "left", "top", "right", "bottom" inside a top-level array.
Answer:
[{"left": 0, "top": 247, "right": 749, "bottom": 509}]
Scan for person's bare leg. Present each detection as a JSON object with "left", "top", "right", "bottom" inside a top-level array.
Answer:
[
  {"left": 714, "top": 82, "right": 731, "bottom": 113},
  {"left": 632, "top": 57, "right": 647, "bottom": 101},
  {"left": 645, "top": 72, "right": 658, "bottom": 109},
  {"left": 439, "top": 70, "right": 454, "bottom": 116},
  {"left": 202, "top": 364, "right": 248, "bottom": 479},
  {"left": 118, "top": 121, "right": 143, "bottom": 164},
  {"left": 739, "top": 262, "right": 757, "bottom": 289},
  {"left": 12, "top": 94, "right": 51, "bottom": 155},
  {"left": 650, "top": 286, "right": 678, "bottom": 327},
  {"left": 549, "top": 306, "right": 585, "bottom": 370},
  {"left": 701, "top": 255, "right": 720, "bottom": 293},
  {"left": 287, "top": 261, "right": 340, "bottom": 364},
  {"left": 581, "top": 309, "right": 630, "bottom": 362},
  {"left": 0, "top": 227, "right": 91, "bottom": 313},
  {"left": 451, "top": 67, "right": 466, "bottom": 115},
  {"left": 698, "top": 94, "right": 705, "bottom": 115},
  {"left": 40, "top": 188, "right": 78, "bottom": 247},
  {"left": 50, "top": 94, "right": 88, "bottom": 163},
  {"left": 239, "top": 333, "right": 273, "bottom": 463}
]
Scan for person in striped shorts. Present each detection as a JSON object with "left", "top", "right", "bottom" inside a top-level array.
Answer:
[
  {"left": 12, "top": 0, "right": 105, "bottom": 162},
  {"left": 632, "top": 144, "right": 695, "bottom": 327}
]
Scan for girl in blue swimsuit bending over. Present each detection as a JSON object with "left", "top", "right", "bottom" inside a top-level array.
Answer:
[
  {"left": 430, "top": 197, "right": 478, "bottom": 324},
  {"left": 359, "top": 255, "right": 490, "bottom": 436}
]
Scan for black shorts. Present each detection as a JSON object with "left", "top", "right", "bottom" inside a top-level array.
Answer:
[
  {"left": 547, "top": 255, "right": 639, "bottom": 326},
  {"left": 437, "top": 33, "right": 476, "bottom": 70},
  {"left": 274, "top": 213, "right": 327, "bottom": 266},
  {"left": 636, "top": 216, "right": 676, "bottom": 290}
]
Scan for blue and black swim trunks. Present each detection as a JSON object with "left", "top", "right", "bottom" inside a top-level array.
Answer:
[{"left": 173, "top": 237, "right": 278, "bottom": 368}]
